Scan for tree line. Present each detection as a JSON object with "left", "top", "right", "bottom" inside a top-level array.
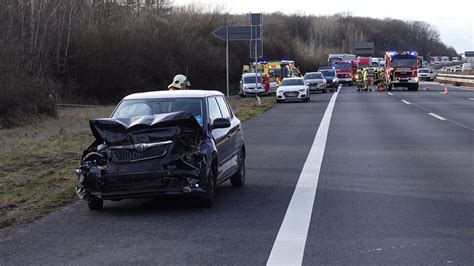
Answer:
[{"left": 0, "top": 0, "right": 458, "bottom": 127}]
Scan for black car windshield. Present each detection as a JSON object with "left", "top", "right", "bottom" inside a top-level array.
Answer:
[
  {"left": 243, "top": 76, "right": 262, "bottom": 84},
  {"left": 392, "top": 59, "right": 417, "bottom": 68},
  {"left": 305, "top": 73, "right": 323, "bottom": 79},
  {"left": 335, "top": 64, "right": 351, "bottom": 71},
  {"left": 112, "top": 98, "right": 205, "bottom": 125},
  {"left": 320, "top": 70, "right": 335, "bottom": 77},
  {"left": 282, "top": 79, "right": 305, "bottom": 86}
]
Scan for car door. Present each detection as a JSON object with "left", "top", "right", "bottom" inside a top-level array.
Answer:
[
  {"left": 216, "top": 96, "right": 241, "bottom": 177},
  {"left": 207, "top": 96, "right": 232, "bottom": 181}
]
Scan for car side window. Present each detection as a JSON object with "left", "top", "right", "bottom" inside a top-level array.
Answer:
[
  {"left": 208, "top": 97, "right": 222, "bottom": 122},
  {"left": 216, "top": 96, "right": 232, "bottom": 119}
]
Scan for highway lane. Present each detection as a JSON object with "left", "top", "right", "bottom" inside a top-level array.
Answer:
[
  {"left": 0, "top": 93, "right": 333, "bottom": 265},
  {"left": 389, "top": 82, "right": 474, "bottom": 130},
  {"left": 1, "top": 84, "right": 473, "bottom": 265},
  {"left": 304, "top": 85, "right": 473, "bottom": 265}
]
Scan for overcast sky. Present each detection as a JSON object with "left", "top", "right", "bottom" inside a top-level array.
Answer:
[{"left": 173, "top": 0, "right": 473, "bottom": 54}]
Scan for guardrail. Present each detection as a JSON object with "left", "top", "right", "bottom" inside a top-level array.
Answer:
[{"left": 436, "top": 72, "right": 474, "bottom": 84}]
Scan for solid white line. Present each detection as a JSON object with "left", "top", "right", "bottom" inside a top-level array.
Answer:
[
  {"left": 428, "top": 113, "right": 446, "bottom": 121},
  {"left": 267, "top": 89, "right": 339, "bottom": 266},
  {"left": 387, "top": 92, "right": 393, "bottom": 95},
  {"left": 402, "top": 100, "right": 411, "bottom": 105}
]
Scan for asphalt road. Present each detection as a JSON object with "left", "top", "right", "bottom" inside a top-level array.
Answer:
[{"left": 1, "top": 83, "right": 473, "bottom": 265}]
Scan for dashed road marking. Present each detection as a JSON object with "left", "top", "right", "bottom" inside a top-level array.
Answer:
[
  {"left": 428, "top": 113, "right": 446, "bottom": 121},
  {"left": 387, "top": 92, "right": 393, "bottom": 95},
  {"left": 267, "top": 88, "right": 340, "bottom": 265},
  {"left": 402, "top": 100, "right": 411, "bottom": 105},
  {"left": 468, "top": 98, "right": 474, "bottom": 101}
]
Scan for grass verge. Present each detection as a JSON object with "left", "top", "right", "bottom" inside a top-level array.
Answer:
[{"left": 0, "top": 96, "right": 275, "bottom": 230}]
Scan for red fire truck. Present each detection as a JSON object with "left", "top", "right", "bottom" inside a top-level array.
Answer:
[
  {"left": 385, "top": 51, "right": 421, "bottom": 91},
  {"left": 334, "top": 61, "right": 357, "bottom": 86}
]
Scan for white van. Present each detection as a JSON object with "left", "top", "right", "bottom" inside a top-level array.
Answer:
[{"left": 239, "top": 73, "right": 265, "bottom": 97}]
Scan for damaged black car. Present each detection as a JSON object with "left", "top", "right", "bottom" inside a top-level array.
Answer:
[{"left": 76, "top": 90, "right": 245, "bottom": 210}]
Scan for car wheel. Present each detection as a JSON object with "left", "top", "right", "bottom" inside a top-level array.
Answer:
[
  {"left": 199, "top": 166, "right": 215, "bottom": 208},
  {"left": 276, "top": 99, "right": 283, "bottom": 103},
  {"left": 88, "top": 198, "right": 103, "bottom": 210},
  {"left": 230, "top": 150, "right": 245, "bottom": 187}
]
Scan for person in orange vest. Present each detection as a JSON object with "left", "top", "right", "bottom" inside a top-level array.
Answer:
[{"left": 168, "top": 74, "right": 191, "bottom": 90}]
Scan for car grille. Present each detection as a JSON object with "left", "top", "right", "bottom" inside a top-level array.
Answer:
[
  {"left": 101, "top": 174, "right": 184, "bottom": 193},
  {"left": 395, "top": 70, "right": 413, "bottom": 76},
  {"left": 284, "top": 91, "right": 299, "bottom": 97},
  {"left": 111, "top": 146, "right": 167, "bottom": 163}
]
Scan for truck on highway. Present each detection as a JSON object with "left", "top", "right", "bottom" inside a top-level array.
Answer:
[
  {"left": 328, "top": 54, "right": 356, "bottom": 66},
  {"left": 385, "top": 51, "right": 421, "bottom": 91},
  {"left": 334, "top": 60, "right": 357, "bottom": 85},
  {"left": 357, "top": 57, "right": 372, "bottom": 69}
]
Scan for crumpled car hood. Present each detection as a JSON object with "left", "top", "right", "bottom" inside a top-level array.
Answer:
[{"left": 89, "top": 112, "right": 205, "bottom": 146}]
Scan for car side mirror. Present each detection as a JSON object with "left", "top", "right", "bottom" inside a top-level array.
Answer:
[{"left": 212, "top": 118, "right": 231, "bottom": 129}]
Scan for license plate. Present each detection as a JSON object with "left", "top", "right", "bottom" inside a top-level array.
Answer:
[{"left": 284, "top": 92, "right": 298, "bottom": 97}]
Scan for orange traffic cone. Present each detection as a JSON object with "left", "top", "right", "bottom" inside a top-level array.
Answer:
[{"left": 443, "top": 87, "right": 448, "bottom": 95}]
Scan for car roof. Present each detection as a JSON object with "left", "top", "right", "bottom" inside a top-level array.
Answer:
[
  {"left": 242, "top": 73, "right": 262, "bottom": 77},
  {"left": 305, "top": 72, "right": 322, "bottom": 75},
  {"left": 123, "top": 90, "right": 224, "bottom": 100},
  {"left": 282, "top": 77, "right": 304, "bottom": 80}
]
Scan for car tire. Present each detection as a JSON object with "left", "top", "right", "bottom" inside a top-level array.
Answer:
[
  {"left": 88, "top": 199, "right": 103, "bottom": 210},
  {"left": 230, "top": 150, "right": 245, "bottom": 187},
  {"left": 199, "top": 167, "right": 215, "bottom": 208},
  {"left": 276, "top": 99, "right": 283, "bottom": 103}
]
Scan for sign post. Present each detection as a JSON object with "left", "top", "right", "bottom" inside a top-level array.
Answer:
[{"left": 226, "top": 27, "right": 229, "bottom": 99}]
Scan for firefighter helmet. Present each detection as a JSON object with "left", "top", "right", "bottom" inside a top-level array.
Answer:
[{"left": 168, "top": 74, "right": 191, "bottom": 90}]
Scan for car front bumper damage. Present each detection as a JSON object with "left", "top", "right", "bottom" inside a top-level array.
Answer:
[{"left": 75, "top": 112, "right": 213, "bottom": 201}]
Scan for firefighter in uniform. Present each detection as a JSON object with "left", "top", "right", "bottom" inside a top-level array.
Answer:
[
  {"left": 378, "top": 68, "right": 386, "bottom": 92},
  {"left": 362, "top": 67, "right": 370, "bottom": 91},
  {"left": 168, "top": 74, "right": 191, "bottom": 90},
  {"left": 356, "top": 69, "right": 363, "bottom": 91}
]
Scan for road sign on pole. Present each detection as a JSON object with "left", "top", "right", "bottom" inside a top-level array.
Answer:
[
  {"left": 213, "top": 13, "right": 263, "bottom": 98},
  {"left": 353, "top": 42, "right": 375, "bottom": 55},
  {"left": 213, "top": 26, "right": 261, "bottom": 41}
]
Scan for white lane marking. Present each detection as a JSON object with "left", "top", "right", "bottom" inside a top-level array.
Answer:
[
  {"left": 402, "top": 100, "right": 411, "bottom": 105},
  {"left": 267, "top": 89, "right": 339, "bottom": 266},
  {"left": 439, "top": 92, "right": 444, "bottom": 94},
  {"left": 387, "top": 92, "right": 393, "bottom": 95},
  {"left": 468, "top": 98, "right": 474, "bottom": 101},
  {"left": 428, "top": 113, "right": 446, "bottom": 121}
]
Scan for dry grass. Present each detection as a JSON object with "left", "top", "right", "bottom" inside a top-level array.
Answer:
[
  {"left": 228, "top": 96, "right": 275, "bottom": 122},
  {"left": 0, "top": 97, "right": 275, "bottom": 229},
  {"left": 0, "top": 106, "right": 114, "bottom": 229}
]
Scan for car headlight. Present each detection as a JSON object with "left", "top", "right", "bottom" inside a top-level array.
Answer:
[
  {"left": 332, "top": 78, "right": 337, "bottom": 82},
  {"left": 299, "top": 88, "right": 305, "bottom": 92}
]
